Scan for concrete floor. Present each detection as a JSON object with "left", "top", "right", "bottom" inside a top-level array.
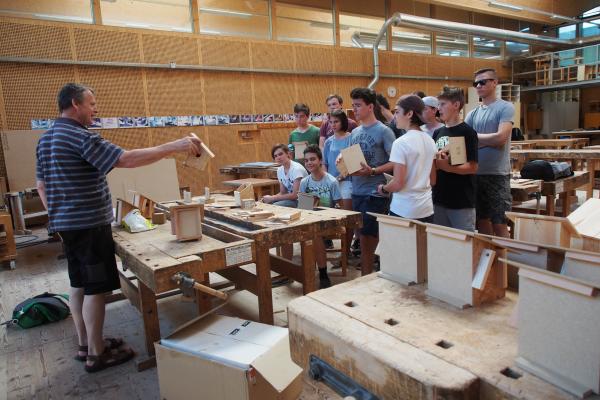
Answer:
[{"left": 0, "top": 229, "right": 361, "bottom": 400}]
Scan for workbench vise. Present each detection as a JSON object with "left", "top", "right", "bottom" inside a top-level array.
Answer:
[{"left": 171, "top": 272, "right": 228, "bottom": 301}]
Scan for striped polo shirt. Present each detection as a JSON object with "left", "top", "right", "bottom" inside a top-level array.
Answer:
[{"left": 36, "top": 118, "right": 124, "bottom": 233}]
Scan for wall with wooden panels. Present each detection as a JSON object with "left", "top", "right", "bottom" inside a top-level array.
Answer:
[{"left": 0, "top": 16, "right": 510, "bottom": 194}]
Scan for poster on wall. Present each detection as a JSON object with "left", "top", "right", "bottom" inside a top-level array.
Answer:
[
  {"left": 177, "top": 116, "right": 192, "bottom": 126},
  {"left": 191, "top": 115, "right": 204, "bottom": 126},
  {"left": 217, "top": 115, "right": 230, "bottom": 125},
  {"left": 101, "top": 117, "right": 119, "bottom": 129},
  {"left": 229, "top": 115, "right": 240, "bottom": 124},
  {"left": 118, "top": 117, "right": 134, "bottom": 128},
  {"left": 135, "top": 117, "right": 148, "bottom": 127},
  {"left": 165, "top": 116, "right": 177, "bottom": 126},
  {"left": 148, "top": 117, "right": 164, "bottom": 127},
  {"left": 90, "top": 118, "right": 102, "bottom": 129},
  {"left": 204, "top": 115, "right": 217, "bottom": 126},
  {"left": 240, "top": 114, "right": 253, "bottom": 123},
  {"left": 31, "top": 119, "right": 49, "bottom": 129}
]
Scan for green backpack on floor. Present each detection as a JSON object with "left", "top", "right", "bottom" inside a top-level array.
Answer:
[{"left": 2, "top": 292, "right": 70, "bottom": 329}]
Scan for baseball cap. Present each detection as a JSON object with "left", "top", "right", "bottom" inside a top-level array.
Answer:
[{"left": 422, "top": 96, "right": 439, "bottom": 109}]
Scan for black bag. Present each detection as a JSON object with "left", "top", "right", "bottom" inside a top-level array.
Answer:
[
  {"left": 520, "top": 160, "right": 573, "bottom": 182},
  {"left": 511, "top": 127, "right": 524, "bottom": 141}
]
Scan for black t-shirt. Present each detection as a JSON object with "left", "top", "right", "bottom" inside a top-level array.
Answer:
[
  {"left": 432, "top": 122, "right": 478, "bottom": 209},
  {"left": 386, "top": 120, "right": 405, "bottom": 139}
]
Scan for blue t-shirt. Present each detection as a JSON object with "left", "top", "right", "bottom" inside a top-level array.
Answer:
[
  {"left": 299, "top": 173, "right": 341, "bottom": 208},
  {"left": 323, "top": 134, "right": 352, "bottom": 179},
  {"left": 465, "top": 99, "right": 514, "bottom": 175},
  {"left": 36, "top": 118, "right": 124, "bottom": 233},
  {"left": 349, "top": 121, "right": 395, "bottom": 196}
]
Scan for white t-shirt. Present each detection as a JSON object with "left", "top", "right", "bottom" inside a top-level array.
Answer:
[
  {"left": 277, "top": 160, "right": 307, "bottom": 193},
  {"left": 420, "top": 122, "right": 444, "bottom": 138},
  {"left": 389, "top": 129, "right": 437, "bottom": 219}
]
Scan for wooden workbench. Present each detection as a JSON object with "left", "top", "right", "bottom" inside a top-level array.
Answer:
[
  {"left": 221, "top": 177, "right": 280, "bottom": 199},
  {"left": 518, "top": 138, "right": 590, "bottom": 149},
  {"left": 553, "top": 129, "right": 600, "bottom": 140},
  {"left": 220, "top": 162, "right": 278, "bottom": 180},
  {"left": 200, "top": 195, "right": 361, "bottom": 325},
  {"left": 511, "top": 149, "right": 600, "bottom": 199},
  {"left": 112, "top": 222, "right": 255, "bottom": 370},
  {"left": 288, "top": 274, "right": 576, "bottom": 399}
]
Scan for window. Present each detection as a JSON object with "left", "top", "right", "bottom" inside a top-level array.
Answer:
[
  {"left": 339, "top": 0, "right": 386, "bottom": 49},
  {"left": 473, "top": 36, "right": 502, "bottom": 59},
  {"left": 198, "top": 0, "right": 270, "bottom": 39},
  {"left": 557, "top": 24, "right": 577, "bottom": 67},
  {"left": 0, "top": 0, "right": 92, "bottom": 24},
  {"left": 275, "top": 0, "right": 334, "bottom": 45},
  {"left": 506, "top": 41, "right": 530, "bottom": 58},
  {"left": 391, "top": 28, "right": 431, "bottom": 54},
  {"left": 101, "top": 0, "right": 192, "bottom": 32},
  {"left": 582, "top": 20, "right": 600, "bottom": 64},
  {"left": 436, "top": 33, "right": 468, "bottom": 57}
]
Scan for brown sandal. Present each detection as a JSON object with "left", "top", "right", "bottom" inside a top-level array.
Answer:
[
  {"left": 74, "top": 337, "right": 125, "bottom": 362},
  {"left": 85, "top": 346, "right": 135, "bottom": 373}
]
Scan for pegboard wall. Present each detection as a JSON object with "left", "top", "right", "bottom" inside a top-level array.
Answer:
[{"left": 0, "top": 16, "right": 510, "bottom": 193}]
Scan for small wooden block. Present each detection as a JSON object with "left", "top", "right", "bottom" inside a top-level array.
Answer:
[
  {"left": 234, "top": 183, "right": 255, "bottom": 205},
  {"left": 293, "top": 141, "right": 308, "bottom": 160},
  {"left": 246, "top": 210, "right": 274, "bottom": 221},
  {"left": 184, "top": 141, "right": 215, "bottom": 171},
  {"left": 298, "top": 192, "right": 319, "bottom": 210},
  {"left": 340, "top": 144, "right": 367, "bottom": 175},
  {"left": 449, "top": 136, "right": 467, "bottom": 165},
  {"left": 152, "top": 212, "right": 166, "bottom": 225},
  {"left": 240, "top": 199, "right": 255, "bottom": 210}
]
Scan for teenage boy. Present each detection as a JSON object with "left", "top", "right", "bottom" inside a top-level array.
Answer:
[
  {"left": 319, "top": 94, "right": 358, "bottom": 148},
  {"left": 433, "top": 87, "right": 479, "bottom": 232},
  {"left": 421, "top": 96, "right": 444, "bottom": 137},
  {"left": 465, "top": 68, "right": 514, "bottom": 237},
  {"left": 299, "top": 145, "right": 341, "bottom": 289},
  {"left": 347, "top": 87, "right": 395, "bottom": 275},
  {"left": 289, "top": 103, "right": 320, "bottom": 163}
]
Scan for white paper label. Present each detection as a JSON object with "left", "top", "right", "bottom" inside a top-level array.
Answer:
[{"left": 225, "top": 244, "right": 253, "bottom": 266}]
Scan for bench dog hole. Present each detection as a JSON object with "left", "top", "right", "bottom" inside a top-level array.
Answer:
[
  {"left": 344, "top": 301, "right": 357, "bottom": 307},
  {"left": 500, "top": 367, "right": 522, "bottom": 379},
  {"left": 384, "top": 318, "right": 399, "bottom": 326},
  {"left": 436, "top": 340, "right": 453, "bottom": 349}
]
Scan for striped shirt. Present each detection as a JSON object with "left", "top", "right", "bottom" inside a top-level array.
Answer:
[{"left": 36, "top": 118, "right": 124, "bottom": 233}]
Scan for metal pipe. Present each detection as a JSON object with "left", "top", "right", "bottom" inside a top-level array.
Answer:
[
  {"left": 351, "top": 32, "right": 364, "bottom": 48},
  {"left": 367, "top": 12, "right": 600, "bottom": 89}
]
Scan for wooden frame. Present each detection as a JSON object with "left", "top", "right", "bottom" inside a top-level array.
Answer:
[
  {"left": 371, "top": 213, "right": 427, "bottom": 285},
  {"left": 448, "top": 136, "right": 466, "bottom": 165},
  {"left": 170, "top": 204, "right": 203, "bottom": 241},
  {"left": 425, "top": 224, "right": 507, "bottom": 308}
]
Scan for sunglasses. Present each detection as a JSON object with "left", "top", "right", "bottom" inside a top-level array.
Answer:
[{"left": 473, "top": 78, "right": 495, "bottom": 87}]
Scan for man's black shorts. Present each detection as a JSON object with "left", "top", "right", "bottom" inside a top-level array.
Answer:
[
  {"left": 59, "top": 225, "right": 120, "bottom": 295},
  {"left": 352, "top": 194, "right": 389, "bottom": 237}
]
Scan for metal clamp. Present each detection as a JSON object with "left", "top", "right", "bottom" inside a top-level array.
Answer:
[{"left": 171, "top": 272, "right": 228, "bottom": 300}]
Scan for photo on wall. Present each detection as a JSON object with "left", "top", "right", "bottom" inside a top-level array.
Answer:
[
  {"left": 148, "top": 116, "right": 165, "bottom": 127},
  {"left": 217, "top": 115, "right": 230, "bottom": 125},
  {"left": 263, "top": 114, "right": 274, "bottom": 123},
  {"left": 31, "top": 119, "right": 49, "bottom": 130},
  {"left": 274, "top": 114, "right": 284, "bottom": 122},
  {"left": 177, "top": 116, "right": 192, "bottom": 126},
  {"left": 118, "top": 117, "right": 135, "bottom": 128},
  {"left": 240, "top": 114, "right": 253, "bottom": 123},
  {"left": 90, "top": 118, "right": 102, "bottom": 129},
  {"left": 204, "top": 115, "right": 217, "bottom": 125},
  {"left": 165, "top": 116, "right": 177, "bottom": 126},
  {"left": 254, "top": 114, "right": 264, "bottom": 123},
  {"left": 229, "top": 115, "right": 240, "bottom": 124},
  {"left": 101, "top": 117, "right": 119, "bottom": 129},
  {"left": 135, "top": 117, "right": 148, "bottom": 127},
  {"left": 191, "top": 115, "right": 204, "bottom": 126},
  {"left": 284, "top": 113, "right": 295, "bottom": 122}
]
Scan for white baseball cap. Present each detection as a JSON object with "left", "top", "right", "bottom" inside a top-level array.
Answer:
[{"left": 422, "top": 96, "right": 439, "bottom": 109}]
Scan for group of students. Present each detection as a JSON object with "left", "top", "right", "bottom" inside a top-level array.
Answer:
[{"left": 262, "top": 67, "right": 515, "bottom": 288}]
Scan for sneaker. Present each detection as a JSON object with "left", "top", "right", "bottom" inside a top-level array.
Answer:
[{"left": 319, "top": 275, "right": 332, "bottom": 289}]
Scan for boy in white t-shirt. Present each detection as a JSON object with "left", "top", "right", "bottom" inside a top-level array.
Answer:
[{"left": 378, "top": 95, "right": 437, "bottom": 222}]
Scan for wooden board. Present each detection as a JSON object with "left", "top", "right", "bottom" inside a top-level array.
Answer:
[
  {"left": 506, "top": 212, "right": 580, "bottom": 249},
  {"left": 288, "top": 274, "right": 576, "bottom": 400},
  {"left": 448, "top": 136, "right": 466, "bottom": 165},
  {"left": 107, "top": 158, "right": 181, "bottom": 206},
  {"left": 1, "top": 130, "right": 42, "bottom": 191},
  {"left": 340, "top": 144, "right": 367, "bottom": 175}
]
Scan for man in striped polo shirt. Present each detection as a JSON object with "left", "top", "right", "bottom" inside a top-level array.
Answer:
[{"left": 36, "top": 83, "right": 203, "bottom": 373}]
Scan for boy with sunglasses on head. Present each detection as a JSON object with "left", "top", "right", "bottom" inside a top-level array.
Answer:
[{"left": 465, "top": 68, "right": 514, "bottom": 238}]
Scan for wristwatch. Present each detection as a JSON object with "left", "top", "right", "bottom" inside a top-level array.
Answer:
[{"left": 370, "top": 167, "right": 376, "bottom": 176}]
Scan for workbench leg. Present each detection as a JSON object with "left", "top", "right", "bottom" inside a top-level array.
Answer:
[
  {"left": 588, "top": 161, "right": 598, "bottom": 199},
  {"left": 137, "top": 281, "right": 159, "bottom": 371},
  {"left": 301, "top": 239, "right": 316, "bottom": 295},
  {"left": 559, "top": 192, "right": 572, "bottom": 217},
  {"left": 195, "top": 273, "right": 212, "bottom": 315},
  {"left": 340, "top": 229, "right": 348, "bottom": 277},
  {"left": 545, "top": 194, "right": 555, "bottom": 216},
  {"left": 256, "top": 245, "right": 274, "bottom": 325}
]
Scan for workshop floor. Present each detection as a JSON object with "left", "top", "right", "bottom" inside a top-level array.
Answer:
[{"left": 0, "top": 229, "right": 361, "bottom": 400}]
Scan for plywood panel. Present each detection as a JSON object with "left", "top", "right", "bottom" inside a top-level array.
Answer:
[
  {"left": 333, "top": 48, "right": 372, "bottom": 74},
  {"left": 295, "top": 45, "right": 333, "bottom": 73},
  {"left": 74, "top": 28, "right": 141, "bottom": 62},
  {"left": 2, "top": 130, "right": 42, "bottom": 191},
  {"left": 379, "top": 51, "right": 398, "bottom": 75},
  {"left": 398, "top": 53, "right": 426, "bottom": 76},
  {"left": 260, "top": 128, "right": 290, "bottom": 160},
  {"left": 253, "top": 74, "right": 296, "bottom": 114},
  {"left": 77, "top": 66, "right": 146, "bottom": 117},
  {"left": 203, "top": 72, "right": 252, "bottom": 115},
  {"left": 373, "top": 78, "right": 401, "bottom": 103},
  {"left": 251, "top": 42, "right": 295, "bottom": 71},
  {"left": 296, "top": 77, "right": 334, "bottom": 113},
  {"left": 0, "top": 63, "right": 75, "bottom": 129},
  {"left": 101, "top": 128, "right": 151, "bottom": 150},
  {"left": 149, "top": 126, "right": 211, "bottom": 193},
  {"left": 200, "top": 38, "right": 250, "bottom": 68},
  {"left": 142, "top": 34, "right": 200, "bottom": 65},
  {"left": 145, "top": 69, "right": 203, "bottom": 116},
  {"left": 0, "top": 21, "right": 72, "bottom": 60}
]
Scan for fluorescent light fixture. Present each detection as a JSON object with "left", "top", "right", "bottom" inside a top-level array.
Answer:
[
  {"left": 488, "top": 1, "right": 523, "bottom": 12},
  {"left": 199, "top": 7, "right": 252, "bottom": 18}
]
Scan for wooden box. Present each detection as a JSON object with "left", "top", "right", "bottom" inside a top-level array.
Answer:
[
  {"left": 567, "top": 198, "right": 600, "bottom": 253},
  {"left": 170, "top": 204, "right": 203, "bottom": 241},
  {"left": 426, "top": 225, "right": 507, "bottom": 308},
  {"left": 507, "top": 212, "right": 581, "bottom": 249},
  {"left": 373, "top": 213, "right": 427, "bottom": 285},
  {"left": 514, "top": 262, "right": 600, "bottom": 398}
]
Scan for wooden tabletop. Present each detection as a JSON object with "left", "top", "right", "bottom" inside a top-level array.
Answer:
[
  {"left": 112, "top": 222, "right": 255, "bottom": 293},
  {"left": 540, "top": 171, "right": 590, "bottom": 195},
  {"left": 517, "top": 138, "right": 589, "bottom": 148},
  {"left": 552, "top": 130, "right": 600, "bottom": 137},
  {"left": 510, "top": 149, "right": 600, "bottom": 160},
  {"left": 221, "top": 177, "right": 280, "bottom": 188}
]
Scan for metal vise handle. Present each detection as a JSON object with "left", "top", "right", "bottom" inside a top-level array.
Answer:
[{"left": 172, "top": 272, "right": 228, "bottom": 301}]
